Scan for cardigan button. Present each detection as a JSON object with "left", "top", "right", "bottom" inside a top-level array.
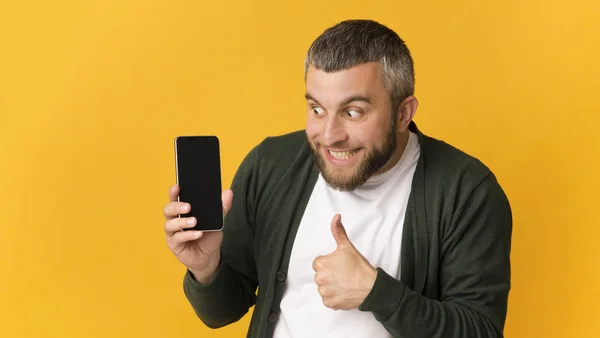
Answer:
[
  {"left": 276, "top": 271, "right": 286, "bottom": 282},
  {"left": 268, "top": 312, "right": 278, "bottom": 323}
]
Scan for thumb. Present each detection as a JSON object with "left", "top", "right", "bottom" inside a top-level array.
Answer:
[
  {"left": 331, "top": 214, "right": 351, "bottom": 247},
  {"left": 222, "top": 189, "right": 233, "bottom": 215}
]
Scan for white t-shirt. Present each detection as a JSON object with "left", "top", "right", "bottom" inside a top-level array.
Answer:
[{"left": 273, "top": 131, "right": 421, "bottom": 338}]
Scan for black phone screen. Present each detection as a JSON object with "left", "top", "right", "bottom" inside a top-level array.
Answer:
[{"left": 175, "top": 136, "right": 223, "bottom": 231}]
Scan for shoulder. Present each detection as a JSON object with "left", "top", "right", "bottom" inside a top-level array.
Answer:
[
  {"left": 235, "top": 129, "right": 316, "bottom": 216},
  {"left": 414, "top": 124, "right": 507, "bottom": 205},
  {"left": 414, "top": 124, "right": 511, "bottom": 232},
  {"left": 250, "top": 129, "right": 312, "bottom": 171},
  {"left": 235, "top": 129, "right": 313, "bottom": 186},
  {"left": 419, "top": 132, "right": 491, "bottom": 182},
  {"left": 257, "top": 129, "right": 310, "bottom": 158},
  {"left": 237, "top": 129, "right": 309, "bottom": 167}
]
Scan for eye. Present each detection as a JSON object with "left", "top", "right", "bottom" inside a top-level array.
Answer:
[
  {"left": 345, "top": 109, "right": 362, "bottom": 118},
  {"left": 312, "top": 106, "right": 325, "bottom": 116}
]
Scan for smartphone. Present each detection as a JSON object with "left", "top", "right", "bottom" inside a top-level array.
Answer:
[{"left": 174, "top": 136, "right": 224, "bottom": 231}]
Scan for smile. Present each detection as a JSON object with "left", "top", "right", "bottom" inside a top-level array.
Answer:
[{"left": 327, "top": 149, "right": 359, "bottom": 160}]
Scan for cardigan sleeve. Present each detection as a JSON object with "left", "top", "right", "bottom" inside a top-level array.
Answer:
[
  {"left": 359, "top": 172, "right": 512, "bottom": 337},
  {"left": 182, "top": 142, "right": 261, "bottom": 328}
]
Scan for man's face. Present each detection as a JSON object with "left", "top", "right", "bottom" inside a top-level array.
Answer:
[{"left": 305, "top": 62, "right": 398, "bottom": 191}]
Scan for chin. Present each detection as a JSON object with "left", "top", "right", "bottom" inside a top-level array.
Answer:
[{"left": 321, "top": 167, "right": 366, "bottom": 192}]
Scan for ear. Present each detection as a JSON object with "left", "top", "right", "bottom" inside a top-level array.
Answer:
[{"left": 395, "top": 95, "right": 418, "bottom": 132}]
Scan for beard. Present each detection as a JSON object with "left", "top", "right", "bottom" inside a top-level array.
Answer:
[{"left": 309, "top": 117, "right": 398, "bottom": 192}]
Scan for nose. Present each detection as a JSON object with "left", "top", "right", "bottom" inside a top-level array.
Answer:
[{"left": 322, "top": 115, "right": 348, "bottom": 147}]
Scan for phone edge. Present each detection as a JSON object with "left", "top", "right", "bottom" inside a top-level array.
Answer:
[{"left": 173, "top": 135, "right": 225, "bottom": 232}]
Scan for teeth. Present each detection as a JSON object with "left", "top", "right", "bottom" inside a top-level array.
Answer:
[{"left": 329, "top": 150, "right": 357, "bottom": 160}]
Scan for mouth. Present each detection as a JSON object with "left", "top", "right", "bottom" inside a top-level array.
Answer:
[
  {"left": 322, "top": 147, "right": 362, "bottom": 165},
  {"left": 327, "top": 149, "right": 359, "bottom": 160}
]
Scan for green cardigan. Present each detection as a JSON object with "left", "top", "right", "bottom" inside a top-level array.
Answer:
[{"left": 182, "top": 122, "right": 512, "bottom": 337}]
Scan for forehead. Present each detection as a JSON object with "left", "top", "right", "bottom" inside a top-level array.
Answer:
[{"left": 305, "top": 62, "right": 385, "bottom": 102}]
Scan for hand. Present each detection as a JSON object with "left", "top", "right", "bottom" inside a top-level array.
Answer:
[
  {"left": 312, "top": 214, "right": 378, "bottom": 310},
  {"left": 163, "top": 184, "right": 233, "bottom": 284}
]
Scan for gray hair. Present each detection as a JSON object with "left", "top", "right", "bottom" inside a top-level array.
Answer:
[{"left": 304, "top": 19, "right": 415, "bottom": 106}]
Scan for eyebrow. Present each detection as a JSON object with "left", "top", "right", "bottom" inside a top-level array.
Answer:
[{"left": 304, "top": 92, "right": 372, "bottom": 106}]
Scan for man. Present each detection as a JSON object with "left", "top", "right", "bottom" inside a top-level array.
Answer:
[{"left": 163, "top": 19, "right": 512, "bottom": 338}]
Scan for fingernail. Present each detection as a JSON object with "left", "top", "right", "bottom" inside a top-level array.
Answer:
[
  {"left": 186, "top": 218, "right": 195, "bottom": 225},
  {"left": 181, "top": 204, "right": 188, "bottom": 212},
  {"left": 194, "top": 232, "right": 203, "bottom": 238}
]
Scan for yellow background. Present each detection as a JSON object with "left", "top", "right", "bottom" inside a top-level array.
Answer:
[{"left": 1, "top": 0, "right": 598, "bottom": 337}]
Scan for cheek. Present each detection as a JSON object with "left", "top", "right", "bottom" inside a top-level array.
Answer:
[
  {"left": 360, "top": 119, "right": 389, "bottom": 147},
  {"left": 305, "top": 117, "right": 321, "bottom": 140}
]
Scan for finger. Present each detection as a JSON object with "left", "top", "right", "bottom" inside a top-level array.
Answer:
[
  {"left": 169, "top": 229, "right": 204, "bottom": 246},
  {"left": 312, "top": 255, "right": 325, "bottom": 272},
  {"left": 317, "top": 284, "right": 332, "bottom": 297},
  {"left": 163, "top": 201, "right": 190, "bottom": 220},
  {"left": 314, "top": 272, "right": 325, "bottom": 286},
  {"left": 165, "top": 217, "right": 196, "bottom": 236},
  {"left": 169, "top": 185, "right": 180, "bottom": 202},
  {"left": 321, "top": 296, "right": 336, "bottom": 310},
  {"left": 330, "top": 214, "right": 350, "bottom": 247},
  {"left": 222, "top": 189, "right": 233, "bottom": 215}
]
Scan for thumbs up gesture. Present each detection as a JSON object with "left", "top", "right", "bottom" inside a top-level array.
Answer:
[{"left": 312, "top": 214, "right": 378, "bottom": 310}]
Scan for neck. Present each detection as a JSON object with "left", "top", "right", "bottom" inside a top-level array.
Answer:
[{"left": 374, "top": 130, "right": 410, "bottom": 176}]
